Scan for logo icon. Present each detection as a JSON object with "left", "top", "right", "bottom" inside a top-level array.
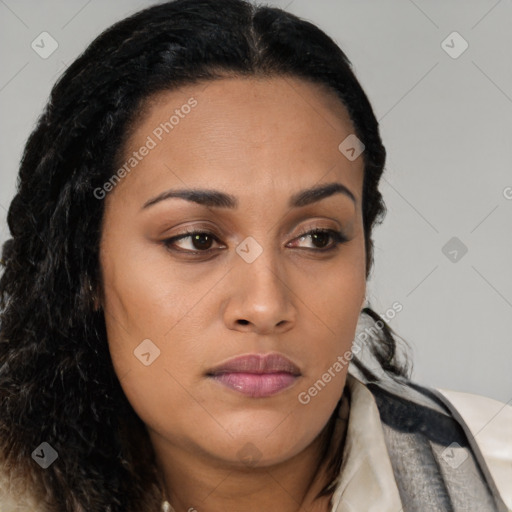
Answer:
[
  {"left": 236, "top": 236, "right": 263, "bottom": 263},
  {"left": 134, "top": 338, "right": 161, "bottom": 366},
  {"left": 31, "top": 32, "right": 59, "bottom": 59},
  {"left": 236, "top": 442, "right": 262, "bottom": 467},
  {"left": 441, "top": 442, "right": 469, "bottom": 469},
  {"left": 441, "top": 32, "right": 469, "bottom": 59},
  {"left": 31, "top": 442, "right": 58, "bottom": 469},
  {"left": 338, "top": 134, "right": 365, "bottom": 161},
  {"left": 442, "top": 236, "right": 468, "bottom": 263}
]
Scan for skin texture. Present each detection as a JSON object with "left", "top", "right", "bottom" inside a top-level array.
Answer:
[{"left": 99, "top": 76, "right": 366, "bottom": 512}]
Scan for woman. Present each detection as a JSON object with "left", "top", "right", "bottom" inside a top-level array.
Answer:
[{"left": 0, "top": 0, "right": 510, "bottom": 511}]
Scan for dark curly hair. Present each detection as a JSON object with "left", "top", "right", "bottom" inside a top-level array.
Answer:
[{"left": 0, "top": 0, "right": 411, "bottom": 509}]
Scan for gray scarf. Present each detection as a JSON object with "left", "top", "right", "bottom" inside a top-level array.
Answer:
[{"left": 354, "top": 367, "right": 508, "bottom": 511}]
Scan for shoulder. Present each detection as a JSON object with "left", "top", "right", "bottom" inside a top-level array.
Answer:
[
  {"left": 348, "top": 370, "right": 511, "bottom": 510},
  {"left": 0, "top": 471, "right": 45, "bottom": 512},
  {"left": 435, "top": 388, "right": 512, "bottom": 511}
]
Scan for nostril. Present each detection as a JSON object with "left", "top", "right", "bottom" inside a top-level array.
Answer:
[{"left": 237, "top": 319, "right": 249, "bottom": 325}]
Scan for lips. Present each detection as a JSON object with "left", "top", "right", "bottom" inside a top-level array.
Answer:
[
  {"left": 206, "top": 353, "right": 301, "bottom": 398},
  {"left": 207, "top": 353, "right": 301, "bottom": 376}
]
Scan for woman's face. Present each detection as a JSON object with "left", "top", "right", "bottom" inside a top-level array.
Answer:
[{"left": 99, "top": 76, "right": 366, "bottom": 469}]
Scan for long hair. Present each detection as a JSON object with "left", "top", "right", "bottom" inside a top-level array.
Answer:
[{"left": 0, "top": 0, "right": 410, "bottom": 509}]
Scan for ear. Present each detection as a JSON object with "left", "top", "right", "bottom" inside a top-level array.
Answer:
[
  {"left": 91, "top": 284, "right": 103, "bottom": 312},
  {"left": 85, "top": 276, "right": 102, "bottom": 312},
  {"left": 92, "top": 293, "right": 101, "bottom": 312}
]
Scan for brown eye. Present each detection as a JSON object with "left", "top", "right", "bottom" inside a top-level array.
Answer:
[
  {"left": 309, "top": 231, "right": 330, "bottom": 248},
  {"left": 290, "top": 229, "right": 348, "bottom": 251},
  {"left": 163, "top": 230, "right": 224, "bottom": 253},
  {"left": 187, "top": 233, "right": 215, "bottom": 251}
]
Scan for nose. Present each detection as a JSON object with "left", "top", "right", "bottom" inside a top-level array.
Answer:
[{"left": 222, "top": 246, "right": 297, "bottom": 335}]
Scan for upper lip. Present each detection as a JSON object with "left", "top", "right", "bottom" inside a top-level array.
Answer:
[{"left": 206, "top": 353, "right": 301, "bottom": 376}]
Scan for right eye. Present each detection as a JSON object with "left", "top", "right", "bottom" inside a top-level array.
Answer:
[{"left": 163, "top": 230, "right": 226, "bottom": 254}]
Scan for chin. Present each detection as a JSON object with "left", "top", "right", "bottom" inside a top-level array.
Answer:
[{"left": 205, "top": 426, "right": 318, "bottom": 469}]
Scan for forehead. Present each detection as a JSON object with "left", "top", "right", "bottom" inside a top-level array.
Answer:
[{"left": 110, "top": 75, "right": 363, "bottom": 209}]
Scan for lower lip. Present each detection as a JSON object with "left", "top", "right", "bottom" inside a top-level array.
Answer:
[{"left": 209, "top": 372, "right": 299, "bottom": 398}]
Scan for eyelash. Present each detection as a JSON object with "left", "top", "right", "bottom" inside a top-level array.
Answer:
[{"left": 162, "top": 227, "right": 348, "bottom": 256}]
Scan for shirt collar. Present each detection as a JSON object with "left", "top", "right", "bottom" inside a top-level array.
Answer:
[{"left": 328, "top": 373, "right": 403, "bottom": 512}]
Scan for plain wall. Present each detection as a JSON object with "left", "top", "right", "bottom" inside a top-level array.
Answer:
[{"left": 0, "top": 0, "right": 511, "bottom": 402}]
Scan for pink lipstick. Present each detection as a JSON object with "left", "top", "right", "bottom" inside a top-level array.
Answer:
[{"left": 206, "top": 353, "right": 301, "bottom": 398}]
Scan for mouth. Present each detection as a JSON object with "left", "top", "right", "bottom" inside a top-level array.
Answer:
[{"left": 206, "top": 353, "right": 301, "bottom": 398}]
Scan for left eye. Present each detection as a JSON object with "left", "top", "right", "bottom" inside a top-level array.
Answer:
[
  {"left": 289, "top": 228, "right": 348, "bottom": 250},
  {"left": 162, "top": 228, "right": 348, "bottom": 254}
]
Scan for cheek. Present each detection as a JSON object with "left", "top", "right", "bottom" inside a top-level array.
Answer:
[
  {"left": 99, "top": 246, "right": 213, "bottom": 416},
  {"left": 113, "top": 358, "right": 198, "bottom": 436},
  {"left": 299, "top": 246, "right": 366, "bottom": 330},
  {"left": 100, "top": 236, "right": 193, "bottom": 347},
  {"left": 294, "top": 254, "right": 365, "bottom": 382}
]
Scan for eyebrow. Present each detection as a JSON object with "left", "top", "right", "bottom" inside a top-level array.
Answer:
[{"left": 141, "top": 181, "right": 356, "bottom": 210}]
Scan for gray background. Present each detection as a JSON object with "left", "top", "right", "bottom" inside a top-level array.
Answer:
[{"left": 0, "top": 1, "right": 511, "bottom": 402}]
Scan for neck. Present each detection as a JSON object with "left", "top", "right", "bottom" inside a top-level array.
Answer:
[{"left": 151, "top": 404, "right": 341, "bottom": 512}]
